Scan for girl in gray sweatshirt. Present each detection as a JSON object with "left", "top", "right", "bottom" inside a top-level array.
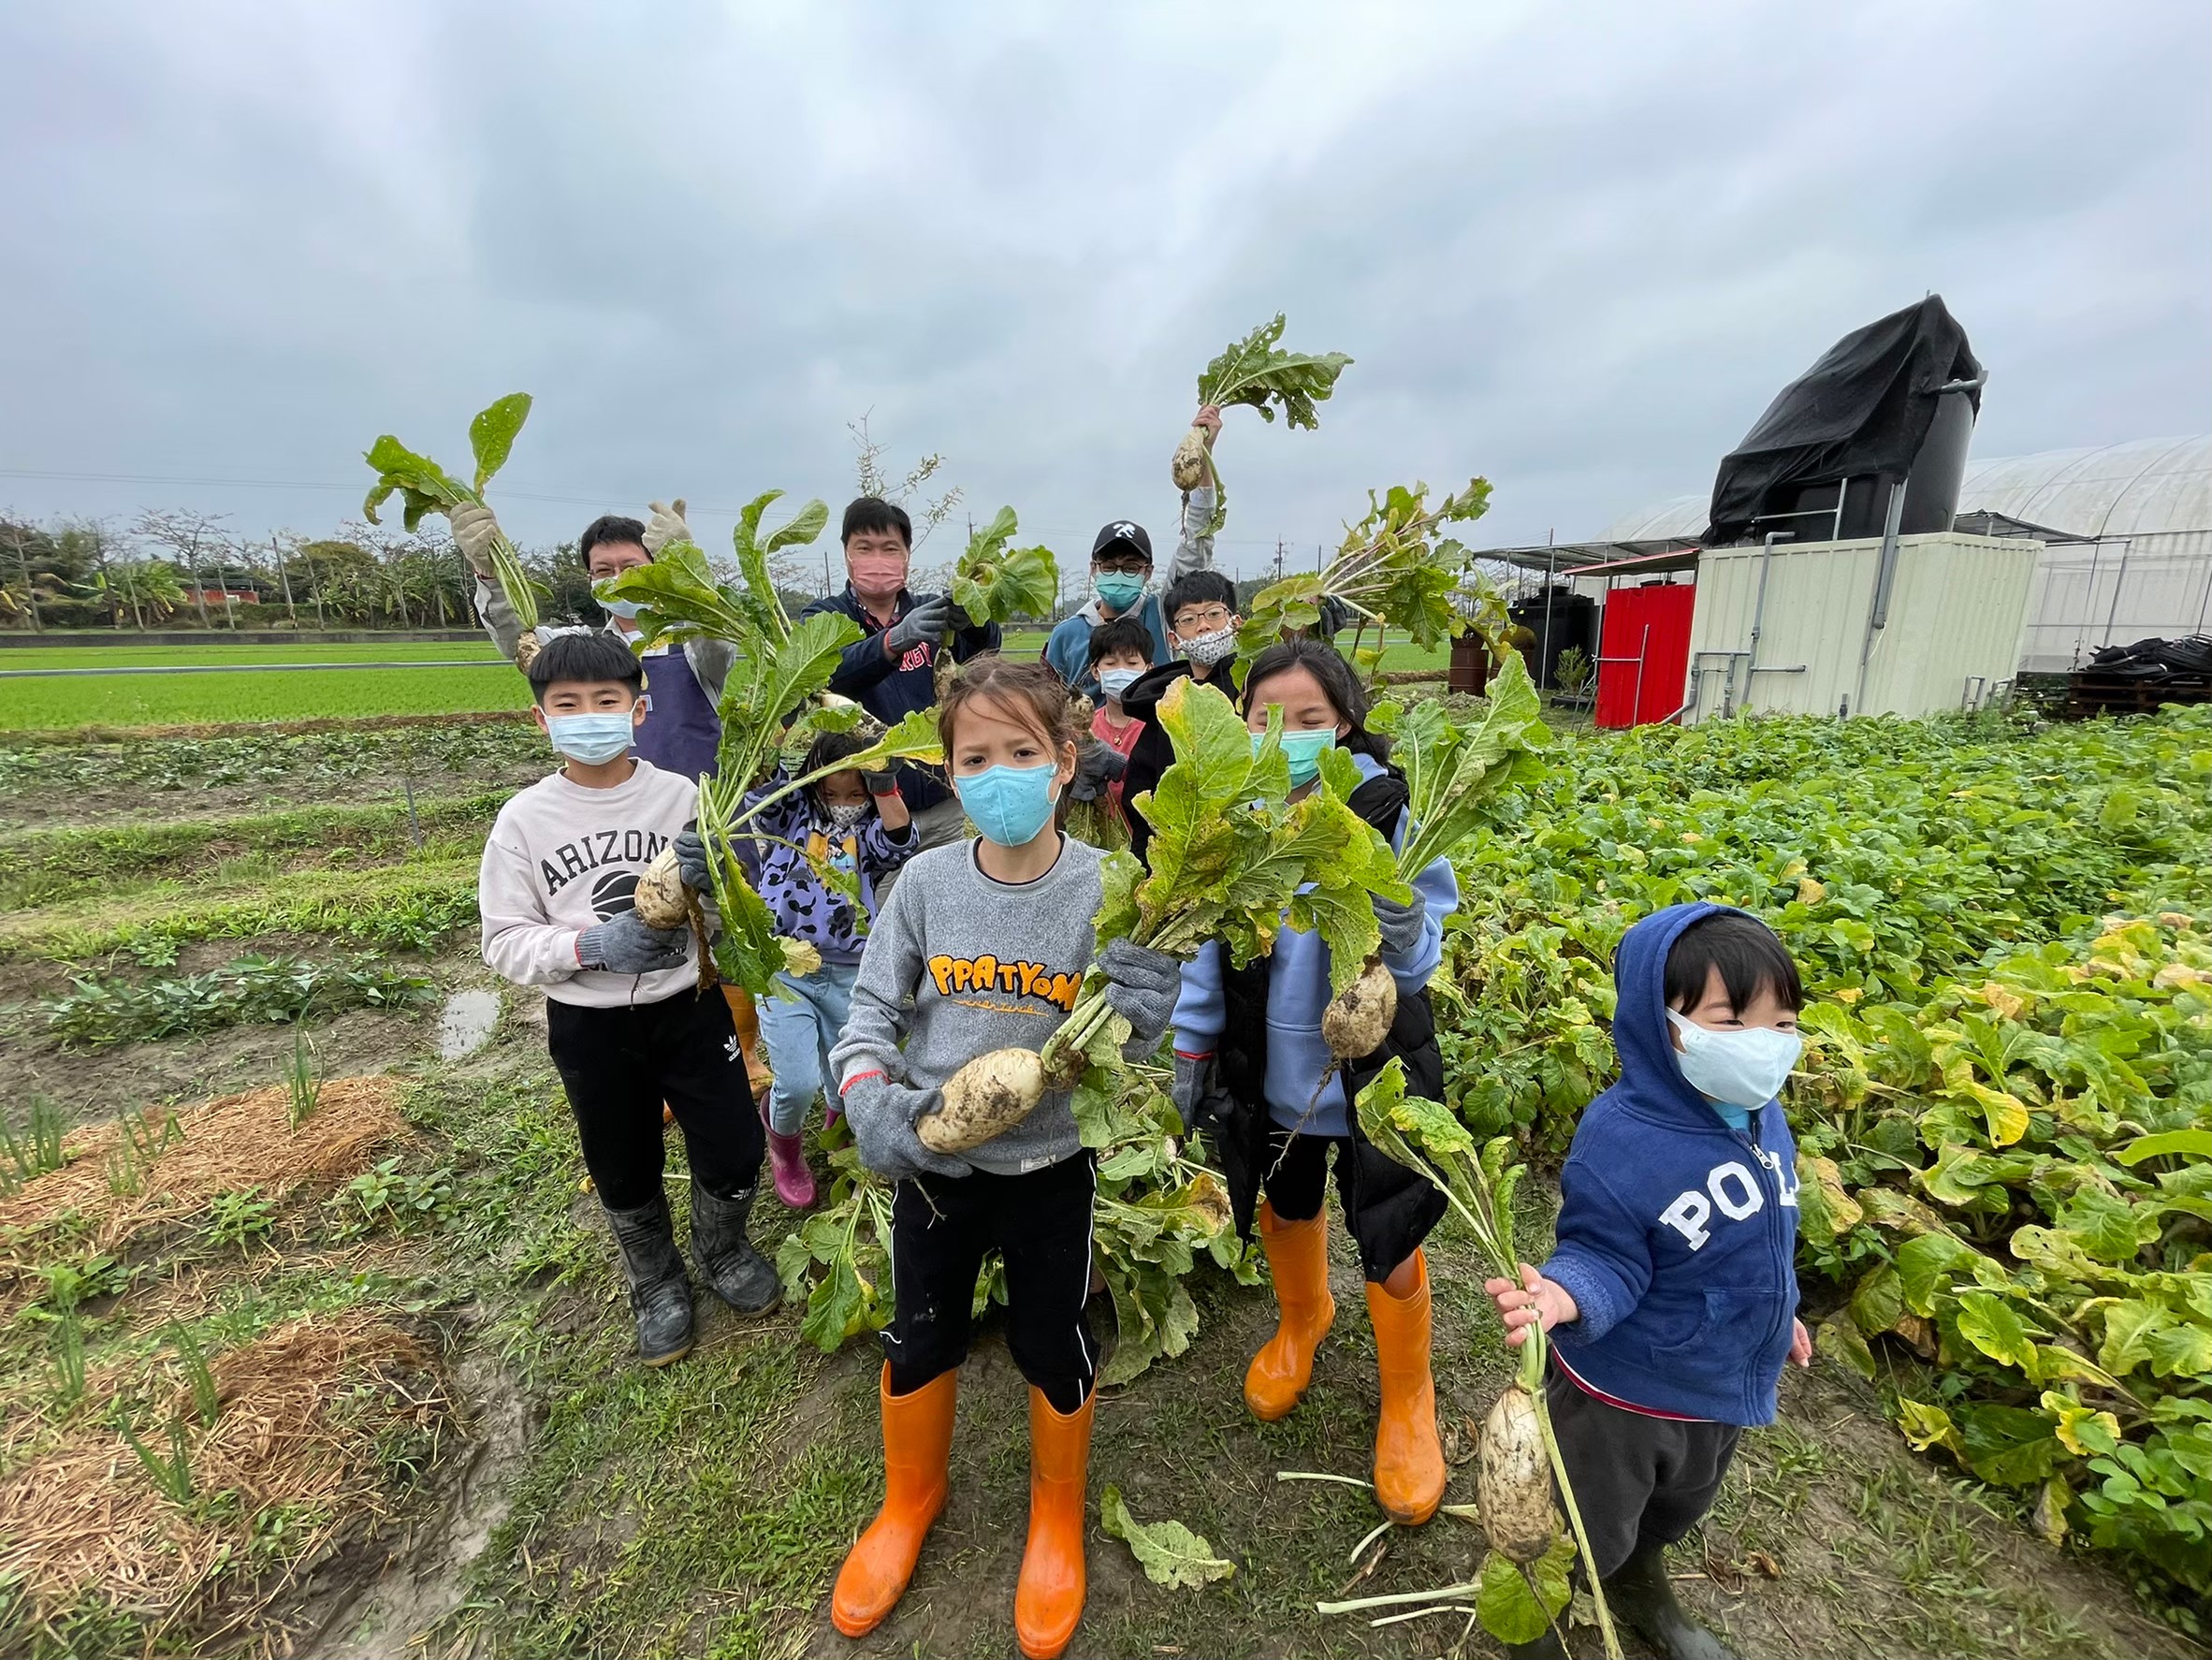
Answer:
[{"left": 825, "top": 656, "right": 1179, "bottom": 1660}]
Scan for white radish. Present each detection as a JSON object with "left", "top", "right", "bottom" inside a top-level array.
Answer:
[
  {"left": 1171, "top": 429, "right": 1209, "bottom": 491},
  {"left": 1320, "top": 956, "right": 1397, "bottom": 1059},
  {"left": 918, "top": 1048, "right": 1047, "bottom": 1153},
  {"left": 633, "top": 846, "right": 691, "bottom": 930},
  {"left": 1477, "top": 1383, "right": 1557, "bottom": 1564}
]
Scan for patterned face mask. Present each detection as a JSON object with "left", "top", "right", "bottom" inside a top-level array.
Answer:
[{"left": 822, "top": 801, "right": 869, "bottom": 832}]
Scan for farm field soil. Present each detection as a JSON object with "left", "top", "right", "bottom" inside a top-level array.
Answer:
[{"left": 0, "top": 708, "right": 2195, "bottom": 1659}]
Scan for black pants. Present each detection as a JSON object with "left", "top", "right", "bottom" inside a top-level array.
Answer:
[
  {"left": 883, "top": 1151, "right": 1097, "bottom": 1413},
  {"left": 1260, "top": 1126, "right": 1437, "bottom": 1284},
  {"left": 1546, "top": 1364, "right": 1742, "bottom": 1580},
  {"left": 545, "top": 990, "right": 764, "bottom": 1212}
]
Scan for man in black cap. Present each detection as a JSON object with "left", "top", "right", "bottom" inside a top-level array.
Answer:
[{"left": 1041, "top": 406, "right": 1222, "bottom": 697}]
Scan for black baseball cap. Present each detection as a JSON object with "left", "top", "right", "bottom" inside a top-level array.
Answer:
[{"left": 1089, "top": 519, "right": 1155, "bottom": 561}]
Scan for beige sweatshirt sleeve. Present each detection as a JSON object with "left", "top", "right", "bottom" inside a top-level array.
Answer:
[{"left": 478, "top": 823, "right": 584, "bottom": 986}]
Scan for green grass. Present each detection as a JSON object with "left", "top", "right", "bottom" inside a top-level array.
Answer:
[
  {"left": 0, "top": 857, "right": 481, "bottom": 961},
  {"left": 0, "top": 794, "right": 510, "bottom": 910},
  {"left": 0, "top": 642, "right": 508, "bottom": 668},
  {"left": 0, "top": 663, "right": 529, "bottom": 731}
]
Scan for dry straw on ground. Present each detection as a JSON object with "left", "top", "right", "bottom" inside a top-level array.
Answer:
[
  {"left": 0, "top": 1075, "right": 410, "bottom": 1260},
  {"left": 0, "top": 1313, "right": 447, "bottom": 1643}
]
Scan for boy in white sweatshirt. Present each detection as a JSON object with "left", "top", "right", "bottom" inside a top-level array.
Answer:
[{"left": 478, "top": 632, "right": 778, "bottom": 1365}]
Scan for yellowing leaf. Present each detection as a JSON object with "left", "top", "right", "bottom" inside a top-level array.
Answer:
[
  {"left": 1797, "top": 876, "right": 1827, "bottom": 906},
  {"left": 1896, "top": 1398, "right": 1960, "bottom": 1454},
  {"left": 1099, "top": 1486, "right": 1234, "bottom": 1589}
]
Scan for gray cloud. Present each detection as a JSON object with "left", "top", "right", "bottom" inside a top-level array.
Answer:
[{"left": 4, "top": 0, "right": 2205, "bottom": 574}]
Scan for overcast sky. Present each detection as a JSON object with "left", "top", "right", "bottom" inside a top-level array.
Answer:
[{"left": 4, "top": 1, "right": 2207, "bottom": 576}]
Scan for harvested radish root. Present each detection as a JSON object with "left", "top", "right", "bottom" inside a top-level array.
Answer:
[
  {"left": 1321, "top": 955, "right": 1398, "bottom": 1059},
  {"left": 1170, "top": 428, "right": 1209, "bottom": 491},
  {"left": 920, "top": 1048, "right": 1048, "bottom": 1153},
  {"left": 633, "top": 846, "right": 691, "bottom": 930},
  {"left": 1477, "top": 1383, "right": 1557, "bottom": 1564}
]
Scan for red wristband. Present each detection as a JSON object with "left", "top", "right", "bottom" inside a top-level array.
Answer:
[{"left": 840, "top": 1070, "right": 885, "bottom": 1097}]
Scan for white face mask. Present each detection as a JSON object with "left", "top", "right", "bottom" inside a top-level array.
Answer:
[
  {"left": 822, "top": 801, "right": 868, "bottom": 832},
  {"left": 1178, "top": 623, "right": 1237, "bottom": 666},
  {"left": 1666, "top": 1010, "right": 1803, "bottom": 1111}
]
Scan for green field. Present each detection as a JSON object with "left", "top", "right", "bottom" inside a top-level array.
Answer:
[{"left": 0, "top": 630, "right": 1449, "bottom": 732}]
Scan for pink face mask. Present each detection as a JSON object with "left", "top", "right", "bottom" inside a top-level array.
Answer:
[{"left": 849, "top": 553, "right": 909, "bottom": 601}]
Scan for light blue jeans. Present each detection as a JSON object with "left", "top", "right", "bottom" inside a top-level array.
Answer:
[{"left": 758, "top": 961, "right": 859, "bottom": 1136}]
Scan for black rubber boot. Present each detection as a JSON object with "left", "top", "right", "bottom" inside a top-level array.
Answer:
[
  {"left": 1502, "top": 1629, "right": 1567, "bottom": 1660},
  {"left": 605, "top": 1194, "right": 695, "bottom": 1366},
  {"left": 691, "top": 1179, "right": 781, "bottom": 1314},
  {"left": 1603, "top": 1544, "right": 1737, "bottom": 1660}
]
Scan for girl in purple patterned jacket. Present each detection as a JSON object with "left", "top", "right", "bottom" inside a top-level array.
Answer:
[{"left": 739, "top": 730, "right": 918, "bottom": 1208}]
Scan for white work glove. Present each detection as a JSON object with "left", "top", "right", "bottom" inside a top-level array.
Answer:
[
  {"left": 644, "top": 498, "right": 691, "bottom": 555},
  {"left": 450, "top": 502, "right": 502, "bottom": 578}
]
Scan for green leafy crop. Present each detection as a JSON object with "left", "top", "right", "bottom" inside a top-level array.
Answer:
[
  {"left": 1189, "top": 313, "right": 1353, "bottom": 534},
  {"left": 362, "top": 393, "right": 540, "bottom": 629}
]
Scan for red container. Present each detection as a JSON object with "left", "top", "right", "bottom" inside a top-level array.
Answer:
[{"left": 1594, "top": 583, "right": 1695, "bottom": 728}]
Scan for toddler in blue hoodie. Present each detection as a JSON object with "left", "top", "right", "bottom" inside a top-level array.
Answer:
[{"left": 1486, "top": 903, "right": 1812, "bottom": 1660}]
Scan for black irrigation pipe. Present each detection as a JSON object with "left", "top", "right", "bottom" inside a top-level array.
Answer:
[{"left": 0, "top": 661, "right": 509, "bottom": 678}]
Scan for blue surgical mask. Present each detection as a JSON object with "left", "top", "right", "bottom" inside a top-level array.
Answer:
[
  {"left": 1098, "top": 667, "right": 1142, "bottom": 702},
  {"left": 956, "top": 762, "right": 1061, "bottom": 847},
  {"left": 593, "top": 585, "right": 643, "bottom": 620},
  {"left": 1256, "top": 728, "right": 1338, "bottom": 787},
  {"left": 545, "top": 711, "right": 636, "bottom": 764},
  {"left": 1094, "top": 573, "right": 1145, "bottom": 612},
  {"left": 1666, "top": 1010, "right": 1803, "bottom": 1114}
]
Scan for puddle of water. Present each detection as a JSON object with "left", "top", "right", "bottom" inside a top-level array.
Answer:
[{"left": 436, "top": 990, "right": 502, "bottom": 1060}]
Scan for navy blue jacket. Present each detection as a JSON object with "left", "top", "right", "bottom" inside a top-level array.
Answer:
[
  {"left": 1543, "top": 901, "right": 1801, "bottom": 1425},
  {"left": 799, "top": 585, "right": 1000, "bottom": 811}
]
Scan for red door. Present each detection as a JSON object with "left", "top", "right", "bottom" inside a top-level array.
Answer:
[{"left": 1594, "top": 583, "right": 1695, "bottom": 728}]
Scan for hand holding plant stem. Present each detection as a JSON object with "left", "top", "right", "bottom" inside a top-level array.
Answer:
[{"left": 363, "top": 393, "right": 541, "bottom": 633}]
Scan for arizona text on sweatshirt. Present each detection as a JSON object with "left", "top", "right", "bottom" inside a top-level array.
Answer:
[
  {"left": 1541, "top": 902, "right": 1802, "bottom": 1427},
  {"left": 478, "top": 759, "right": 702, "bottom": 1008},
  {"left": 831, "top": 835, "right": 1132, "bottom": 1178}
]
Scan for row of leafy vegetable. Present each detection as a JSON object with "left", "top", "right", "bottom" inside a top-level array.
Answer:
[{"left": 1440, "top": 702, "right": 2212, "bottom": 1614}]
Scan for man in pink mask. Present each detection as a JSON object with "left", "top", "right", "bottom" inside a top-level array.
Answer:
[{"left": 801, "top": 497, "right": 1001, "bottom": 892}]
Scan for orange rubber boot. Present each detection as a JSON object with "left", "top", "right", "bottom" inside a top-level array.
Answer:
[
  {"left": 831, "top": 1364, "right": 956, "bottom": 1638},
  {"left": 1013, "top": 1386, "right": 1094, "bottom": 1660},
  {"left": 1244, "top": 1202, "right": 1336, "bottom": 1421},
  {"left": 721, "top": 983, "right": 773, "bottom": 1094},
  {"left": 1365, "top": 1249, "right": 1447, "bottom": 1524}
]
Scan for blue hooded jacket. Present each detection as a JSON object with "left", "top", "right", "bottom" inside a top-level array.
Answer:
[{"left": 1542, "top": 901, "right": 1801, "bottom": 1426}]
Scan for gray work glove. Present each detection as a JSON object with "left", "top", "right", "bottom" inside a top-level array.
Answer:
[
  {"left": 449, "top": 502, "right": 502, "bottom": 578},
  {"left": 644, "top": 498, "right": 691, "bottom": 555},
  {"left": 577, "top": 910, "right": 688, "bottom": 974},
  {"left": 843, "top": 1072, "right": 971, "bottom": 1181},
  {"left": 1315, "top": 594, "right": 1354, "bottom": 638},
  {"left": 1374, "top": 889, "right": 1426, "bottom": 959},
  {"left": 884, "top": 594, "right": 950, "bottom": 654},
  {"left": 1099, "top": 937, "right": 1182, "bottom": 1051},
  {"left": 1171, "top": 1051, "right": 1217, "bottom": 1136},
  {"left": 1067, "top": 737, "right": 1128, "bottom": 804},
  {"left": 945, "top": 599, "right": 976, "bottom": 633},
  {"left": 675, "top": 823, "right": 711, "bottom": 894},
  {"left": 862, "top": 767, "right": 898, "bottom": 796}
]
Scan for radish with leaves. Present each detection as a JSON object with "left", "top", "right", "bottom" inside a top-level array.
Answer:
[{"left": 1175, "top": 314, "right": 1352, "bottom": 534}]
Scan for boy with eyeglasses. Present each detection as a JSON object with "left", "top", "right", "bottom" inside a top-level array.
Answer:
[{"left": 1113, "top": 569, "right": 1245, "bottom": 866}]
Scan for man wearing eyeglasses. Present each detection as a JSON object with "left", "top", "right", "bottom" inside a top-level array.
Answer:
[
  {"left": 1113, "top": 568, "right": 1247, "bottom": 866},
  {"left": 1040, "top": 406, "right": 1224, "bottom": 698}
]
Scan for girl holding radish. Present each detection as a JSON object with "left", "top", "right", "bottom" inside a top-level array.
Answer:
[
  {"left": 1168, "top": 637, "right": 1462, "bottom": 1524},
  {"left": 826, "top": 655, "right": 1182, "bottom": 1660}
]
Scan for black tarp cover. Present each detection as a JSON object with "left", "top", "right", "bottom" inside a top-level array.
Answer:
[{"left": 1703, "top": 296, "right": 1982, "bottom": 544}]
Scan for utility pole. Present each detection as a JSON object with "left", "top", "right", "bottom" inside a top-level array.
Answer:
[
  {"left": 1274, "top": 538, "right": 1284, "bottom": 584},
  {"left": 187, "top": 527, "right": 211, "bottom": 630}
]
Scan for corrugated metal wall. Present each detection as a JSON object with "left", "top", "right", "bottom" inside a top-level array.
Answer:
[
  {"left": 2019, "top": 531, "right": 2212, "bottom": 670},
  {"left": 1683, "top": 533, "right": 2039, "bottom": 721}
]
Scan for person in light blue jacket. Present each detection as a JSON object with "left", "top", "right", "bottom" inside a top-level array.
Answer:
[
  {"left": 1168, "top": 638, "right": 1460, "bottom": 1527},
  {"left": 1486, "top": 902, "right": 1813, "bottom": 1660}
]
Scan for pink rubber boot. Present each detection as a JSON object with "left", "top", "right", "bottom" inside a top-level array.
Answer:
[{"left": 765, "top": 1128, "right": 817, "bottom": 1210}]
